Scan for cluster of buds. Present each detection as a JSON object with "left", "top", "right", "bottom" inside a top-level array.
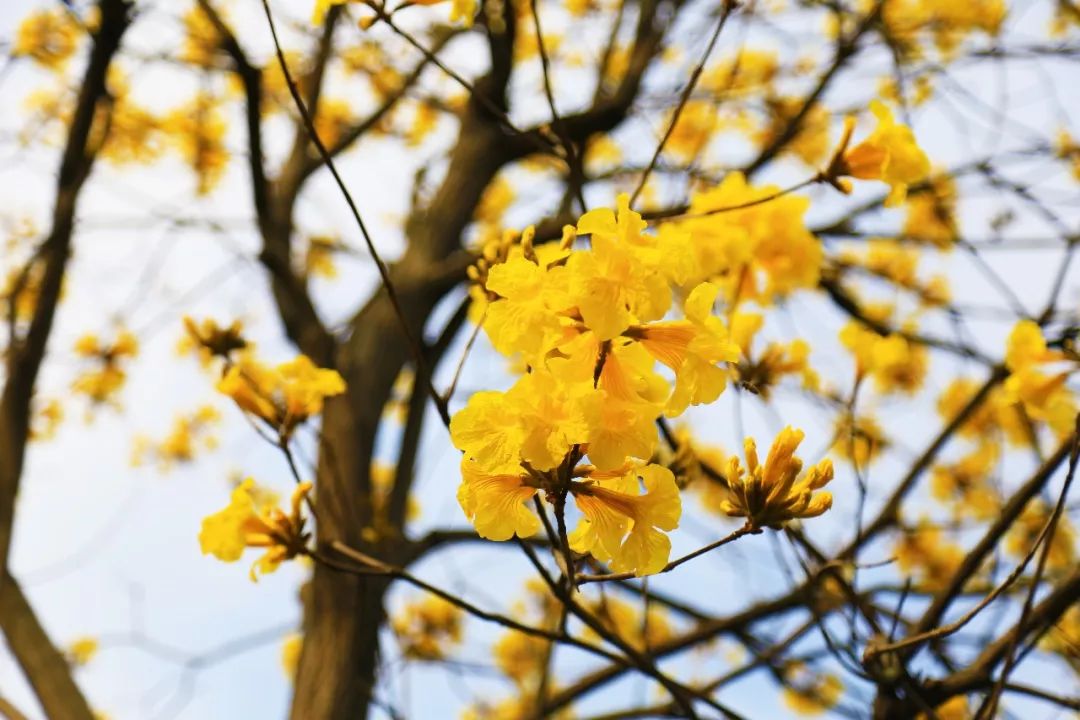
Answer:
[{"left": 467, "top": 224, "right": 576, "bottom": 296}]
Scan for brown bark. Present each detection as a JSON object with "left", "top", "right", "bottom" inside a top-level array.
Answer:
[
  {"left": 288, "top": 46, "right": 519, "bottom": 720},
  {"left": 0, "top": 3, "right": 132, "bottom": 718},
  {"left": 0, "top": 573, "right": 92, "bottom": 720}
]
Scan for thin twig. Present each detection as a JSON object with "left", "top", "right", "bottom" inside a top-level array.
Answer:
[{"left": 259, "top": 0, "right": 451, "bottom": 426}]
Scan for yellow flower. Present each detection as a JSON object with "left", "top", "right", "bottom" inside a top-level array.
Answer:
[
  {"left": 494, "top": 631, "right": 551, "bottom": 688},
  {"left": 450, "top": 370, "right": 588, "bottom": 473},
  {"left": 482, "top": 253, "right": 567, "bottom": 360},
  {"left": 13, "top": 8, "right": 81, "bottom": 71},
  {"left": 66, "top": 637, "right": 99, "bottom": 667},
  {"left": 584, "top": 595, "right": 674, "bottom": 650},
  {"left": 729, "top": 312, "right": 818, "bottom": 398},
  {"left": 391, "top": 596, "right": 464, "bottom": 660},
  {"left": 71, "top": 329, "right": 139, "bottom": 409},
  {"left": 161, "top": 94, "right": 229, "bottom": 195},
  {"left": 903, "top": 173, "right": 958, "bottom": 248},
  {"left": 1005, "top": 501, "right": 1076, "bottom": 574},
  {"left": 894, "top": 521, "right": 964, "bottom": 591},
  {"left": 578, "top": 389, "right": 661, "bottom": 470},
  {"left": 179, "top": 316, "right": 247, "bottom": 365},
  {"left": 756, "top": 98, "right": 831, "bottom": 167},
  {"left": 133, "top": 406, "right": 220, "bottom": 471},
  {"left": 1005, "top": 320, "right": 1064, "bottom": 370},
  {"left": 217, "top": 355, "right": 345, "bottom": 438},
  {"left": 569, "top": 463, "right": 682, "bottom": 576},
  {"left": 281, "top": 634, "right": 302, "bottom": 681},
  {"left": 830, "top": 100, "right": 930, "bottom": 206},
  {"left": 304, "top": 235, "right": 341, "bottom": 279},
  {"left": 450, "top": 0, "right": 477, "bottom": 26},
  {"left": 673, "top": 172, "right": 822, "bottom": 302},
  {"left": 30, "top": 398, "right": 64, "bottom": 442},
  {"left": 180, "top": 3, "right": 224, "bottom": 68},
  {"left": 1002, "top": 320, "right": 1076, "bottom": 439},
  {"left": 631, "top": 282, "right": 740, "bottom": 416},
  {"left": 832, "top": 412, "right": 888, "bottom": 466},
  {"left": 721, "top": 427, "right": 834, "bottom": 529},
  {"left": 457, "top": 459, "right": 541, "bottom": 541},
  {"left": 916, "top": 696, "right": 970, "bottom": 720},
  {"left": 665, "top": 100, "right": 718, "bottom": 162},
  {"left": 572, "top": 196, "right": 672, "bottom": 339},
  {"left": 838, "top": 322, "right": 928, "bottom": 395},
  {"left": 703, "top": 50, "right": 779, "bottom": 95},
  {"left": 312, "top": 0, "right": 349, "bottom": 24},
  {"left": 1039, "top": 605, "right": 1079, "bottom": 666},
  {"left": 781, "top": 663, "right": 844, "bottom": 715},
  {"left": 930, "top": 443, "right": 1000, "bottom": 520},
  {"left": 199, "top": 479, "right": 312, "bottom": 580}
]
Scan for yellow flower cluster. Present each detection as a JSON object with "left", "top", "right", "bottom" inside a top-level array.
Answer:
[
  {"left": 180, "top": 4, "right": 224, "bottom": 69},
  {"left": 71, "top": 329, "right": 138, "bottom": 410},
  {"left": 2, "top": 262, "right": 45, "bottom": 325},
  {"left": 1002, "top": 320, "right": 1077, "bottom": 439},
  {"left": 831, "top": 411, "right": 889, "bottom": 467},
  {"left": 13, "top": 8, "right": 82, "bottom": 72},
  {"left": 780, "top": 661, "right": 844, "bottom": 716},
  {"left": 1004, "top": 500, "right": 1076, "bottom": 575},
  {"left": 584, "top": 594, "right": 674, "bottom": 651},
  {"left": 199, "top": 478, "right": 312, "bottom": 580},
  {"left": 881, "top": 0, "right": 1006, "bottom": 59},
  {"left": 930, "top": 443, "right": 1000, "bottom": 520},
  {"left": 894, "top": 521, "right": 965, "bottom": 591},
  {"left": 838, "top": 239, "right": 950, "bottom": 308},
  {"left": 131, "top": 405, "right": 221, "bottom": 471},
  {"left": 720, "top": 427, "right": 834, "bottom": 530},
  {"left": 217, "top": 354, "right": 346, "bottom": 440},
  {"left": 453, "top": 194, "right": 837, "bottom": 574},
  {"left": 672, "top": 173, "right": 823, "bottom": 304},
  {"left": 730, "top": 311, "right": 819, "bottom": 399},
  {"left": 390, "top": 596, "right": 464, "bottom": 660},
  {"left": 902, "top": 173, "right": 959, "bottom": 248},
  {"left": 839, "top": 322, "right": 929, "bottom": 395},
  {"left": 163, "top": 93, "right": 229, "bottom": 195},
  {"left": 313, "top": 0, "right": 475, "bottom": 28},
  {"left": 1039, "top": 605, "right": 1078, "bottom": 670},
  {"left": 179, "top": 315, "right": 248, "bottom": 366},
  {"left": 936, "top": 377, "right": 1031, "bottom": 447}
]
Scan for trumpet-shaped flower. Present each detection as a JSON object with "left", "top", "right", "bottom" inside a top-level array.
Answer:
[
  {"left": 1002, "top": 320, "right": 1076, "bottom": 438},
  {"left": 571, "top": 196, "right": 672, "bottom": 339},
  {"left": 457, "top": 459, "right": 541, "bottom": 541},
  {"left": 450, "top": 370, "right": 588, "bottom": 472},
  {"left": 569, "top": 464, "right": 681, "bottom": 576},
  {"left": 631, "top": 282, "right": 740, "bottom": 415},
  {"left": 199, "top": 478, "right": 312, "bottom": 580},
  {"left": 482, "top": 255, "right": 567, "bottom": 359},
  {"left": 830, "top": 101, "right": 930, "bottom": 206}
]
